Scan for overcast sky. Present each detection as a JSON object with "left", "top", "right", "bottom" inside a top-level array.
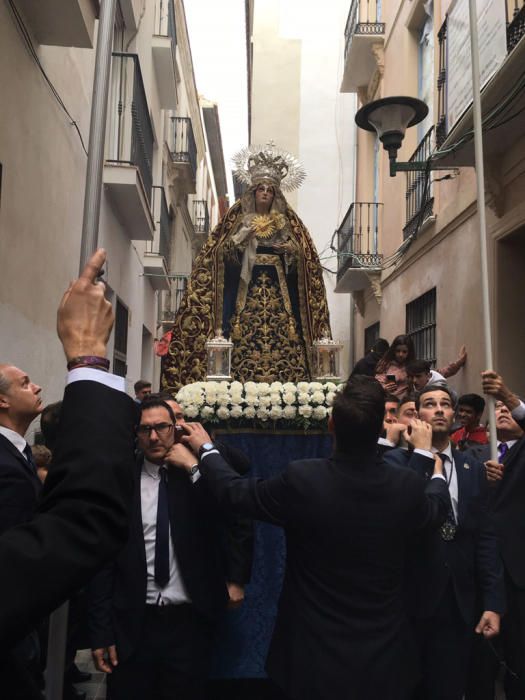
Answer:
[{"left": 184, "top": 0, "right": 248, "bottom": 200}]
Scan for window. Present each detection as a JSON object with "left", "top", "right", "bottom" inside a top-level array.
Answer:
[
  {"left": 113, "top": 298, "right": 128, "bottom": 377},
  {"left": 406, "top": 288, "right": 436, "bottom": 364},
  {"left": 417, "top": 1, "right": 434, "bottom": 140},
  {"left": 364, "top": 322, "right": 380, "bottom": 353}
]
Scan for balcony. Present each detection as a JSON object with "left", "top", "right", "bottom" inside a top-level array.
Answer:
[
  {"left": 334, "top": 202, "right": 383, "bottom": 294},
  {"left": 167, "top": 117, "right": 197, "bottom": 194},
  {"left": 152, "top": 0, "right": 178, "bottom": 109},
  {"left": 192, "top": 200, "right": 210, "bottom": 235},
  {"left": 340, "top": 0, "right": 385, "bottom": 93},
  {"left": 159, "top": 276, "right": 189, "bottom": 327},
  {"left": 144, "top": 187, "right": 171, "bottom": 291},
  {"left": 403, "top": 127, "right": 435, "bottom": 240},
  {"left": 435, "top": 0, "right": 525, "bottom": 165},
  {"left": 104, "top": 53, "right": 154, "bottom": 241},
  {"left": 15, "top": 0, "right": 97, "bottom": 48}
]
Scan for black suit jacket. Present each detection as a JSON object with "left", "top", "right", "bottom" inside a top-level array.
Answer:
[
  {"left": 475, "top": 426, "right": 525, "bottom": 587},
  {"left": 0, "top": 433, "right": 42, "bottom": 535},
  {"left": 384, "top": 448, "right": 505, "bottom": 623},
  {"left": 0, "top": 380, "right": 136, "bottom": 649},
  {"left": 88, "top": 459, "right": 232, "bottom": 661},
  {"left": 199, "top": 447, "right": 449, "bottom": 700}
]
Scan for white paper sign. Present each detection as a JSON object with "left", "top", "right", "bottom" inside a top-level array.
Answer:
[{"left": 447, "top": 0, "right": 507, "bottom": 132}]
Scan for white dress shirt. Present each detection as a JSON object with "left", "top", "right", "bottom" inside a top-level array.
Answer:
[
  {"left": 0, "top": 426, "right": 28, "bottom": 456},
  {"left": 414, "top": 444, "right": 457, "bottom": 520},
  {"left": 141, "top": 458, "right": 191, "bottom": 606}
]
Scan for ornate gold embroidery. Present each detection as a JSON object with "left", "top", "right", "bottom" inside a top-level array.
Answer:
[{"left": 229, "top": 270, "right": 308, "bottom": 383}]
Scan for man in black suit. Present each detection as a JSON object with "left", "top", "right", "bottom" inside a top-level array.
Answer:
[
  {"left": 0, "top": 250, "right": 136, "bottom": 697},
  {"left": 384, "top": 385, "right": 504, "bottom": 700},
  {"left": 167, "top": 376, "right": 450, "bottom": 700},
  {"left": 88, "top": 396, "right": 244, "bottom": 700},
  {"left": 466, "top": 370, "right": 525, "bottom": 699}
]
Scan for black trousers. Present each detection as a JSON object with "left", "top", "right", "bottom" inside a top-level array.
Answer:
[
  {"left": 107, "top": 603, "right": 214, "bottom": 700},
  {"left": 412, "top": 585, "right": 472, "bottom": 700},
  {"left": 501, "top": 572, "right": 525, "bottom": 699}
]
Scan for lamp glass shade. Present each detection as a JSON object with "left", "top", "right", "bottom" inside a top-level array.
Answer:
[{"left": 367, "top": 104, "right": 417, "bottom": 140}]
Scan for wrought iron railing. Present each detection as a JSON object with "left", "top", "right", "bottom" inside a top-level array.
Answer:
[
  {"left": 403, "top": 127, "right": 435, "bottom": 240},
  {"left": 336, "top": 202, "right": 383, "bottom": 279},
  {"left": 161, "top": 276, "right": 188, "bottom": 322},
  {"left": 154, "top": 0, "right": 177, "bottom": 45},
  {"left": 169, "top": 117, "right": 197, "bottom": 182},
  {"left": 149, "top": 186, "right": 171, "bottom": 263},
  {"left": 344, "top": 0, "right": 385, "bottom": 60},
  {"left": 507, "top": 0, "right": 525, "bottom": 50},
  {"left": 436, "top": 1, "right": 525, "bottom": 146},
  {"left": 193, "top": 200, "right": 210, "bottom": 234},
  {"left": 107, "top": 53, "right": 154, "bottom": 203}
]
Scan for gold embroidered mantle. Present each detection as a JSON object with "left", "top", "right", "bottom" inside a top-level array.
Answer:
[{"left": 161, "top": 196, "right": 331, "bottom": 392}]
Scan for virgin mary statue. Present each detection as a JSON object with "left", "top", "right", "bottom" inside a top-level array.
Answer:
[{"left": 161, "top": 142, "right": 331, "bottom": 390}]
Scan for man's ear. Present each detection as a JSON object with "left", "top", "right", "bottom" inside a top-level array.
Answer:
[{"left": 0, "top": 394, "right": 9, "bottom": 409}]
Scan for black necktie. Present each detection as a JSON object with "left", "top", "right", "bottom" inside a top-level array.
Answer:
[
  {"left": 154, "top": 467, "right": 170, "bottom": 588},
  {"left": 437, "top": 452, "right": 457, "bottom": 541},
  {"left": 23, "top": 444, "right": 37, "bottom": 474}
]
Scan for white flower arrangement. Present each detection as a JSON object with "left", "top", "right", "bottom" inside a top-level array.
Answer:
[{"left": 176, "top": 380, "right": 343, "bottom": 431}]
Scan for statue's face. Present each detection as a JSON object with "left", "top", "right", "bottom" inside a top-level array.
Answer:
[{"left": 255, "top": 183, "right": 275, "bottom": 211}]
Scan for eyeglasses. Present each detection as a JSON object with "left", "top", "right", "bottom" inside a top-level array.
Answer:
[{"left": 137, "top": 422, "right": 174, "bottom": 437}]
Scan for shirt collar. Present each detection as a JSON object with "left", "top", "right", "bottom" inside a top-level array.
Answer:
[
  {"left": 142, "top": 457, "right": 165, "bottom": 479},
  {"left": 498, "top": 439, "right": 518, "bottom": 450},
  {"left": 432, "top": 442, "right": 453, "bottom": 462},
  {"left": 0, "top": 426, "right": 27, "bottom": 455}
]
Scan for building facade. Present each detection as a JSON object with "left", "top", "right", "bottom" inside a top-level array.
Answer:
[
  {"left": 0, "top": 0, "right": 226, "bottom": 426},
  {"left": 338, "top": 0, "right": 525, "bottom": 395},
  {"left": 245, "top": 0, "right": 357, "bottom": 376}
]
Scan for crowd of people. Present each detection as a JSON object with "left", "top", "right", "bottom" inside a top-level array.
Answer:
[{"left": 1, "top": 251, "right": 524, "bottom": 700}]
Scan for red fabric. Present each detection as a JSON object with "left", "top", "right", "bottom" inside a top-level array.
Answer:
[
  {"left": 451, "top": 424, "right": 488, "bottom": 446},
  {"left": 154, "top": 331, "right": 172, "bottom": 357}
]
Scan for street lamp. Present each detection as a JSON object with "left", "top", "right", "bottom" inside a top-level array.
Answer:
[{"left": 355, "top": 96, "right": 450, "bottom": 177}]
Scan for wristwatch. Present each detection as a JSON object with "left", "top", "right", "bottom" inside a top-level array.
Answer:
[
  {"left": 188, "top": 464, "right": 200, "bottom": 477},
  {"left": 198, "top": 441, "right": 215, "bottom": 459}
]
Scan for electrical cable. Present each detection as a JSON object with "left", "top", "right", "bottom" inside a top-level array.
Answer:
[{"left": 7, "top": 0, "right": 88, "bottom": 156}]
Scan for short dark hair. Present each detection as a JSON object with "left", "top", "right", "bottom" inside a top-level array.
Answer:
[
  {"left": 399, "top": 392, "right": 418, "bottom": 408},
  {"left": 139, "top": 397, "right": 175, "bottom": 424},
  {"left": 332, "top": 376, "right": 385, "bottom": 451},
  {"left": 40, "top": 401, "right": 63, "bottom": 451},
  {"left": 406, "top": 360, "right": 431, "bottom": 375},
  {"left": 372, "top": 338, "right": 389, "bottom": 355},
  {"left": 416, "top": 384, "right": 456, "bottom": 409},
  {"left": 150, "top": 391, "right": 175, "bottom": 402},
  {"left": 457, "top": 393, "right": 485, "bottom": 415},
  {"left": 384, "top": 393, "right": 400, "bottom": 405},
  {"left": 134, "top": 379, "right": 152, "bottom": 394}
]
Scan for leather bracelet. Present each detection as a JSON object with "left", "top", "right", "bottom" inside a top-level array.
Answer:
[{"left": 67, "top": 355, "right": 110, "bottom": 372}]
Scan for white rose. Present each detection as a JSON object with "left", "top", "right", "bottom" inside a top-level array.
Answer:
[
  {"left": 270, "top": 382, "right": 283, "bottom": 392},
  {"left": 283, "top": 392, "right": 296, "bottom": 405},
  {"left": 230, "top": 404, "right": 243, "bottom": 419},
  {"left": 244, "top": 381, "right": 257, "bottom": 393},
  {"left": 201, "top": 406, "right": 215, "bottom": 419},
  {"left": 216, "top": 406, "right": 230, "bottom": 420},
  {"left": 184, "top": 405, "right": 200, "bottom": 419},
  {"left": 269, "top": 406, "right": 283, "bottom": 420},
  {"left": 244, "top": 406, "right": 256, "bottom": 419},
  {"left": 230, "top": 381, "right": 243, "bottom": 393},
  {"left": 230, "top": 392, "right": 244, "bottom": 405},
  {"left": 325, "top": 382, "right": 337, "bottom": 391},
  {"left": 326, "top": 391, "right": 336, "bottom": 406},
  {"left": 270, "top": 392, "right": 282, "bottom": 405},
  {"left": 245, "top": 393, "right": 259, "bottom": 406},
  {"left": 283, "top": 382, "right": 296, "bottom": 392},
  {"left": 297, "top": 381, "right": 310, "bottom": 393},
  {"left": 311, "top": 390, "right": 325, "bottom": 405},
  {"left": 309, "top": 382, "right": 323, "bottom": 392},
  {"left": 218, "top": 381, "right": 230, "bottom": 391},
  {"left": 256, "top": 407, "right": 269, "bottom": 421},
  {"left": 259, "top": 396, "right": 272, "bottom": 408},
  {"left": 283, "top": 405, "right": 297, "bottom": 419},
  {"left": 298, "top": 405, "right": 313, "bottom": 418},
  {"left": 258, "top": 382, "right": 270, "bottom": 394},
  {"left": 297, "top": 392, "right": 310, "bottom": 405},
  {"left": 193, "top": 394, "right": 205, "bottom": 407},
  {"left": 312, "top": 405, "right": 327, "bottom": 420}
]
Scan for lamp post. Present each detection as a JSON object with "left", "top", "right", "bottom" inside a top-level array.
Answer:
[{"left": 355, "top": 96, "right": 453, "bottom": 177}]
